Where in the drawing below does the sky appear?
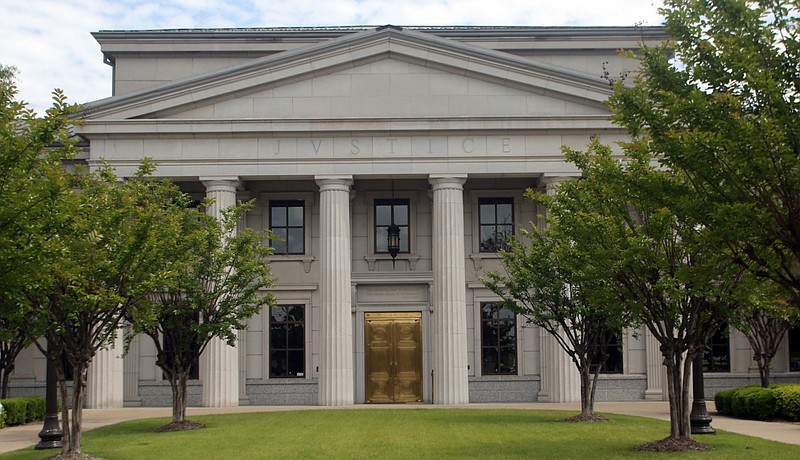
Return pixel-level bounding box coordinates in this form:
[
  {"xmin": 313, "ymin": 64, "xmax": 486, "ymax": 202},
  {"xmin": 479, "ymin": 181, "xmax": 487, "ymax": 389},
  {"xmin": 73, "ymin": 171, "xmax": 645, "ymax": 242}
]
[{"xmin": 1, "ymin": 0, "xmax": 665, "ymax": 113}]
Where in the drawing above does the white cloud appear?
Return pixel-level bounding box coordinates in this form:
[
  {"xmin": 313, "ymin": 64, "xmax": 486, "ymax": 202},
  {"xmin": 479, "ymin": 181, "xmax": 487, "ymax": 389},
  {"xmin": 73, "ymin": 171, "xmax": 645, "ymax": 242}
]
[{"xmin": 0, "ymin": 0, "xmax": 663, "ymax": 113}]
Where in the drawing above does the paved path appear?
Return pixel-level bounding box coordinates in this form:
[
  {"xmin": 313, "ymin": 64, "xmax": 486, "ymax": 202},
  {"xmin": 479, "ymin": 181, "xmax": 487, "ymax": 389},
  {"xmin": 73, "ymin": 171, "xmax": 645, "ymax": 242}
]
[{"xmin": 1, "ymin": 402, "xmax": 798, "ymax": 455}]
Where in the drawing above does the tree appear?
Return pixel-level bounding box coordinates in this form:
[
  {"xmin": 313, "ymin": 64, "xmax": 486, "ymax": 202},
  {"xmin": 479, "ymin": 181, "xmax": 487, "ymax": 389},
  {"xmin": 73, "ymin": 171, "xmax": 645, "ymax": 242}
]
[
  {"xmin": 728, "ymin": 282, "xmax": 800, "ymax": 387},
  {"xmin": 609, "ymin": 0, "xmax": 800, "ymax": 307},
  {"xmin": 34, "ymin": 162, "xmax": 188, "ymax": 456},
  {"xmin": 0, "ymin": 65, "xmax": 77, "ymax": 399},
  {"xmin": 555, "ymin": 141, "xmax": 743, "ymax": 448},
  {"xmin": 483, "ymin": 202, "xmax": 629, "ymax": 421},
  {"xmin": 128, "ymin": 200, "xmax": 275, "ymax": 430}
]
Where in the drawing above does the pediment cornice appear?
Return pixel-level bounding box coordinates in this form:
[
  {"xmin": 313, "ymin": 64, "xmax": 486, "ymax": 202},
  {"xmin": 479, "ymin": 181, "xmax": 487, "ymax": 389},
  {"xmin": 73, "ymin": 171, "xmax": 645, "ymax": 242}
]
[{"xmin": 79, "ymin": 26, "xmax": 616, "ymax": 121}]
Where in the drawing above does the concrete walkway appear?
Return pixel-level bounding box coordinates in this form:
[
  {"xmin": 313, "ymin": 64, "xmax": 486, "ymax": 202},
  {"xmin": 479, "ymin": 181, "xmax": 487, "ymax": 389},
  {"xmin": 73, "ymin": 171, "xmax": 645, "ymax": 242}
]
[{"xmin": 1, "ymin": 402, "xmax": 798, "ymax": 455}]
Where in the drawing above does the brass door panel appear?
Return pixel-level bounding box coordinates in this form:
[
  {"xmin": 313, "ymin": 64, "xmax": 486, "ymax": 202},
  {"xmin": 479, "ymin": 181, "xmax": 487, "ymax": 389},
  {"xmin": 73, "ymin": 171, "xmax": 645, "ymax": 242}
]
[{"xmin": 365, "ymin": 312, "xmax": 423, "ymax": 403}]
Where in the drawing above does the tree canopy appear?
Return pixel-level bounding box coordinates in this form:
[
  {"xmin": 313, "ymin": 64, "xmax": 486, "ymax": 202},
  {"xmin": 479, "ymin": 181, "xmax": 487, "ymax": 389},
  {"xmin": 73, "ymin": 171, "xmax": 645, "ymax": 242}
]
[{"xmin": 609, "ymin": 0, "xmax": 800, "ymax": 306}]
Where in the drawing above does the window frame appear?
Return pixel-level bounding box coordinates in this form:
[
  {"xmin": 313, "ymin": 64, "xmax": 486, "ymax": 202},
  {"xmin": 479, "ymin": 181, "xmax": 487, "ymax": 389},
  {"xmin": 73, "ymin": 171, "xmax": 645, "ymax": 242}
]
[
  {"xmin": 268, "ymin": 304, "xmax": 306, "ymax": 379},
  {"xmin": 468, "ymin": 190, "xmax": 526, "ymax": 262},
  {"xmin": 269, "ymin": 200, "xmax": 306, "ymax": 255},
  {"xmin": 788, "ymin": 326, "xmax": 800, "ymax": 372},
  {"xmin": 364, "ymin": 190, "xmax": 419, "ymax": 260},
  {"xmin": 263, "ymin": 192, "xmax": 314, "ymax": 258},
  {"xmin": 373, "ymin": 198, "xmax": 411, "ymax": 255},
  {"xmin": 703, "ymin": 325, "xmax": 731, "ymax": 373},
  {"xmin": 479, "ymin": 302, "xmax": 518, "ymax": 376},
  {"xmin": 590, "ymin": 329, "xmax": 624, "ymax": 374},
  {"xmin": 478, "ymin": 197, "xmax": 515, "ymax": 253}
]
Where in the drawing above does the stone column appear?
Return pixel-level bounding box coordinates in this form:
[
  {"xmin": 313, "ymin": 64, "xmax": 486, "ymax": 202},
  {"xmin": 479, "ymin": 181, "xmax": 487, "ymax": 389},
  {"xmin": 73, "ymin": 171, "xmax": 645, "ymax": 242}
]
[
  {"xmin": 316, "ymin": 176, "xmax": 354, "ymax": 406},
  {"xmin": 538, "ymin": 177, "xmax": 580, "ymax": 403},
  {"xmin": 645, "ymin": 328, "xmax": 667, "ymax": 400},
  {"xmin": 429, "ymin": 175, "xmax": 469, "ymax": 404},
  {"xmin": 200, "ymin": 178, "xmax": 241, "ymax": 407},
  {"xmin": 86, "ymin": 332, "xmax": 124, "ymax": 408},
  {"xmin": 123, "ymin": 334, "xmax": 141, "ymax": 406}
]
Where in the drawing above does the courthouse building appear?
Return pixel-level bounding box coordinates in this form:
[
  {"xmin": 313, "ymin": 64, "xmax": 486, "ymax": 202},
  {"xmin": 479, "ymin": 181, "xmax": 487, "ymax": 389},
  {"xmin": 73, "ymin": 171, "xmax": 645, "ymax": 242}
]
[{"xmin": 9, "ymin": 25, "xmax": 800, "ymax": 407}]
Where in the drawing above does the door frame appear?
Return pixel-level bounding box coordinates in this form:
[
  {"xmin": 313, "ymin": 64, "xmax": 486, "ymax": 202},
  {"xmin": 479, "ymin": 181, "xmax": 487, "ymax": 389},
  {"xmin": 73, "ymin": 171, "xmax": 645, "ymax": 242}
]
[{"xmin": 354, "ymin": 305, "xmax": 430, "ymax": 404}]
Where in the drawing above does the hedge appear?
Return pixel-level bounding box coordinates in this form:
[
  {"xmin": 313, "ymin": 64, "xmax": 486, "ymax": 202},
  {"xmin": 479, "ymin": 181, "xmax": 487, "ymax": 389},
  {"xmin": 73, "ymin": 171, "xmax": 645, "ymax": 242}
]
[
  {"xmin": 0, "ymin": 397, "xmax": 46, "ymax": 428},
  {"xmin": 715, "ymin": 384, "xmax": 800, "ymax": 422}
]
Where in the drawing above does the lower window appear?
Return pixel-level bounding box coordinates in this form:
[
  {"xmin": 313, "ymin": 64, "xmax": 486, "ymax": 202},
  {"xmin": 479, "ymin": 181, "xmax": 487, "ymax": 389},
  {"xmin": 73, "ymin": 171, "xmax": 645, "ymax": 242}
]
[
  {"xmin": 703, "ymin": 326, "xmax": 731, "ymax": 372},
  {"xmin": 591, "ymin": 330, "xmax": 623, "ymax": 374},
  {"xmin": 480, "ymin": 302, "xmax": 517, "ymax": 375},
  {"xmin": 269, "ymin": 305, "xmax": 305, "ymax": 378},
  {"xmin": 789, "ymin": 327, "xmax": 800, "ymax": 372}
]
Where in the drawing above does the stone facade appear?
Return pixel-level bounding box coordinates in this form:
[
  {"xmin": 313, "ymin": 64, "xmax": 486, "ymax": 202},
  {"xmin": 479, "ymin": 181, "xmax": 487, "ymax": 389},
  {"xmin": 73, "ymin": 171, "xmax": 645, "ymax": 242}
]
[{"xmin": 7, "ymin": 25, "xmax": 800, "ymax": 406}]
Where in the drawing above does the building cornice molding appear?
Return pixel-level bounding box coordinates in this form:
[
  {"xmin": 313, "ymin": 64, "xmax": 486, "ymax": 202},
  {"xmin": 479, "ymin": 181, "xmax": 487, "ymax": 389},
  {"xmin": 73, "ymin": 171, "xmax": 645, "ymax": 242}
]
[{"xmin": 78, "ymin": 26, "xmax": 627, "ymax": 121}]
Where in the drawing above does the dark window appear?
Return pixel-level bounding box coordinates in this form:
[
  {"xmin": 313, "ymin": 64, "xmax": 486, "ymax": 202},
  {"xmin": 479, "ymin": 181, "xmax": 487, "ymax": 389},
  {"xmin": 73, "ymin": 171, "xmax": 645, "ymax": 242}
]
[
  {"xmin": 703, "ymin": 326, "xmax": 731, "ymax": 372},
  {"xmin": 270, "ymin": 305, "xmax": 305, "ymax": 378},
  {"xmin": 590, "ymin": 330, "xmax": 623, "ymax": 374},
  {"xmin": 60, "ymin": 352, "xmax": 74, "ymax": 382},
  {"xmin": 481, "ymin": 302, "xmax": 517, "ymax": 375},
  {"xmin": 479, "ymin": 198, "xmax": 514, "ymax": 252},
  {"xmin": 789, "ymin": 327, "xmax": 800, "ymax": 372},
  {"xmin": 374, "ymin": 199, "xmax": 409, "ymax": 254},
  {"xmin": 161, "ymin": 312, "xmax": 200, "ymax": 380},
  {"xmin": 270, "ymin": 200, "xmax": 305, "ymax": 255}
]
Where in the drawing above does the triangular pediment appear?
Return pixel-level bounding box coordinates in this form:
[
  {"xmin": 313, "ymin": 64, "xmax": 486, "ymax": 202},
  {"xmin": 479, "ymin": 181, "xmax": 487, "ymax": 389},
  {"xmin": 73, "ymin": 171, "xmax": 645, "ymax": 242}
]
[{"xmin": 80, "ymin": 26, "xmax": 614, "ymax": 122}]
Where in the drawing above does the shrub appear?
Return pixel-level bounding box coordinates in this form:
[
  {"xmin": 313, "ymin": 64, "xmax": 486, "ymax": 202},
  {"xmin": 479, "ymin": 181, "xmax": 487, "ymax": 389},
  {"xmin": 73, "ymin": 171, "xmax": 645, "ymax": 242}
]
[
  {"xmin": 730, "ymin": 385, "xmax": 762, "ymax": 418},
  {"xmin": 741, "ymin": 387, "xmax": 777, "ymax": 420},
  {"xmin": 0, "ymin": 397, "xmax": 47, "ymax": 427},
  {"xmin": 714, "ymin": 389, "xmax": 735, "ymax": 415},
  {"xmin": 772, "ymin": 384, "xmax": 800, "ymax": 421}
]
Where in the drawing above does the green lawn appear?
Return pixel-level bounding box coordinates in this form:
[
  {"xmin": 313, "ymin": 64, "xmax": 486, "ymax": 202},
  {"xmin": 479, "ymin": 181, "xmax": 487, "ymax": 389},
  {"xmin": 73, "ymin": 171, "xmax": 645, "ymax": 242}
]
[{"xmin": 2, "ymin": 409, "xmax": 799, "ymax": 459}]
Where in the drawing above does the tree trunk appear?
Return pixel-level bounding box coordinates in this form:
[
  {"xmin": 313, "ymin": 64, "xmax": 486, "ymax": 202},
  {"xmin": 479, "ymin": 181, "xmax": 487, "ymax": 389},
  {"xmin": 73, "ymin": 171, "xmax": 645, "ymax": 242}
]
[
  {"xmin": 664, "ymin": 349, "xmax": 692, "ymax": 439},
  {"xmin": 757, "ymin": 355, "xmax": 772, "ymax": 388},
  {"xmin": 580, "ymin": 368, "xmax": 593, "ymax": 417},
  {"xmin": 0, "ymin": 365, "xmax": 10, "ymax": 399},
  {"xmin": 170, "ymin": 370, "xmax": 189, "ymax": 423},
  {"xmin": 58, "ymin": 369, "xmax": 70, "ymax": 455},
  {"xmin": 67, "ymin": 362, "xmax": 88, "ymax": 454}
]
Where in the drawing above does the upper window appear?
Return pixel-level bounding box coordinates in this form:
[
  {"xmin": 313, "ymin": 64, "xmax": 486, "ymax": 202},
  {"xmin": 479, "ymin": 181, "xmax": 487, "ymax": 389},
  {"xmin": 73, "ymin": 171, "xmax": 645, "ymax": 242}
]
[
  {"xmin": 789, "ymin": 327, "xmax": 800, "ymax": 372},
  {"xmin": 269, "ymin": 305, "xmax": 305, "ymax": 378},
  {"xmin": 479, "ymin": 198, "xmax": 514, "ymax": 252},
  {"xmin": 374, "ymin": 199, "xmax": 409, "ymax": 254},
  {"xmin": 270, "ymin": 200, "xmax": 304, "ymax": 255},
  {"xmin": 703, "ymin": 326, "xmax": 731, "ymax": 372},
  {"xmin": 480, "ymin": 302, "xmax": 517, "ymax": 375}
]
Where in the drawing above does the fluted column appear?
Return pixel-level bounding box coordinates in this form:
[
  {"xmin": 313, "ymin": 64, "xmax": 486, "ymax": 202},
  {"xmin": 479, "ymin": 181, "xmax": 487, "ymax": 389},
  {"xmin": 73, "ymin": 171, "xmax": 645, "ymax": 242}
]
[
  {"xmin": 538, "ymin": 176, "xmax": 580, "ymax": 402},
  {"xmin": 430, "ymin": 175, "xmax": 469, "ymax": 404},
  {"xmin": 86, "ymin": 332, "xmax": 124, "ymax": 408},
  {"xmin": 123, "ymin": 334, "xmax": 141, "ymax": 406},
  {"xmin": 645, "ymin": 327, "xmax": 666, "ymax": 400},
  {"xmin": 316, "ymin": 176, "xmax": 354, "ymax": 406},
  {"xmin": 200, "ymin": 178, "xmax": 241, "ymax": 407}
]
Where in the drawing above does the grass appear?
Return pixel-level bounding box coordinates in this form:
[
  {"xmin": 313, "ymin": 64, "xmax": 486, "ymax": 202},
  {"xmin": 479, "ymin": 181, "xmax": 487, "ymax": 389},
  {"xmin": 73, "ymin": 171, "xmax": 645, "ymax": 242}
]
[{"xmin": 2, "ymin": 409, "xmax": 799, "ymax": 459}]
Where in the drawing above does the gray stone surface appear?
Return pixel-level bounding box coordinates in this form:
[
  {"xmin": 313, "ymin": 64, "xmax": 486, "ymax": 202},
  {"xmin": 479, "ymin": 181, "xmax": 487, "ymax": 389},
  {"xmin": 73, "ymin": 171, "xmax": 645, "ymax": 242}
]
[
  {"xmin": 468, "ymin": 376, "xmax": 539, "ymax": 403},
  {"xmin": 245, "ymin": 380, "xmax": 318, "ymax": 405},
  {"xmin": 593, "ymin": 375, "xmax": 647, "ymax": 401}
]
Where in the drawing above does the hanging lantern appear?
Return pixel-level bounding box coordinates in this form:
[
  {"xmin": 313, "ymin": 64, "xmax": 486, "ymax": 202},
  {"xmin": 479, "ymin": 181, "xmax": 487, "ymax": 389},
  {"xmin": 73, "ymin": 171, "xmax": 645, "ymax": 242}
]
[{"xmin": 387, "ymin": 223, "xmax": 401, "ymax": 267}]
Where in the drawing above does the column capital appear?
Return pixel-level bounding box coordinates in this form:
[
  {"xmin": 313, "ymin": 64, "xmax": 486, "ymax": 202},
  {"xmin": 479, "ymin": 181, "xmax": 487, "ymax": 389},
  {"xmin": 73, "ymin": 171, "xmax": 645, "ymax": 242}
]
[
  {"xmin": 540, "ymin": 175, "xmax": 579, "ymax": 196},
  {"xmin": 315, "ymin": 175, "xmax": 353, "ymax": 192},
  {"xmin": 200, "ymin": 177, "xmax": 243, "ymax": 192},
  {"xmin": 428, "ymin": 175, "xmax": 467, "ymax": 191}
]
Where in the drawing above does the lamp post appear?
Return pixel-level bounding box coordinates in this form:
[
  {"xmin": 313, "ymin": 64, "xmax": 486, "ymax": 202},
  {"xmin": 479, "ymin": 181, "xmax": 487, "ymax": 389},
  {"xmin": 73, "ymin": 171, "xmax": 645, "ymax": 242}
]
[
  {"xmin": 36, "ymin": 346, "xmax": 63, "ymax": 450},
  {"xmin": 690, "ymin": 352, "xmax": 715, "ymax": 434}
]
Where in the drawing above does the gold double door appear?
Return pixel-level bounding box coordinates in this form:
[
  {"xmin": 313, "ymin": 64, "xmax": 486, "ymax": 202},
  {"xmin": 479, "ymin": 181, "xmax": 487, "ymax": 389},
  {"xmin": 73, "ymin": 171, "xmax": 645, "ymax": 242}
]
[{"xmin": 364, "ymin": 312, "xmax": 423, "ymax": 403}]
